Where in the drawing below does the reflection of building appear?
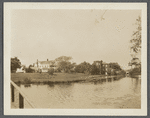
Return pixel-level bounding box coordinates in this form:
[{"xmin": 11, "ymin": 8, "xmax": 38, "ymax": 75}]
[{"xmin": 33, "ymin": 59, "xmax": 56, "ymax": 72}]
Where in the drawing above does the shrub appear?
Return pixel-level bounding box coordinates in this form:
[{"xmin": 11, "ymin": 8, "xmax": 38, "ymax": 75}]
[{"xmin": 48, "ymin": 68, "xmax": 54, "ymax": 75}]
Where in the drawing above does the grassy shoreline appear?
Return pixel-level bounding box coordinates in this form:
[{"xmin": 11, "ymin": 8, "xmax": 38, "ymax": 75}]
[{"xmin": 11, "ymin": 73, "xmax": 125, "ymax": 84}]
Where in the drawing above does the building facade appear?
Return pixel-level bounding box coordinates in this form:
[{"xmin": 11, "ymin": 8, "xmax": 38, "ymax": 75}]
[
  {"xmin": 33, "ymin": 59, "xmax": 56, "ymax": 72},
  {"xmin": 94, "ymin": 60, "xmax": 113, "ymax": 75}
]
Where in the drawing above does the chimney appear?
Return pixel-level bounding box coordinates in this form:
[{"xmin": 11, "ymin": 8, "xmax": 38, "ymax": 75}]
[{"xmin": 47, "ymin": 59, "xmax": 48, "ymax": 61}]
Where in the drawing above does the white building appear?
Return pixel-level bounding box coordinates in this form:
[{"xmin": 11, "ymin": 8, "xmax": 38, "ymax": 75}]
[
  {"xmin": 33, "ymin": 59, "xmax": 56, "ymax": 72},
  {"xmin": 16, "ymin": 67, "xmax": 25, "ymax": 73}
]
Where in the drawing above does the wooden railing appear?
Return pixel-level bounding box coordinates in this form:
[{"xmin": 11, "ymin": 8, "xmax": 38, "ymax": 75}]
[{"xmin": 11, "ymin": 80, "xmax": 36, "ymax": 109}]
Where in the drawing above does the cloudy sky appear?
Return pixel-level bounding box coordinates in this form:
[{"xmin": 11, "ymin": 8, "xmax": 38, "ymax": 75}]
[{"xmin": 11, "ymin": 9, "xmax": 141, "ymax": 69}]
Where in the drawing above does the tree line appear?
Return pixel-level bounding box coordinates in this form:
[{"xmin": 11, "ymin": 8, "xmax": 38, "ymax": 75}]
[
  {"xmin": 11, "ymin": 56, "xmax": 125, "ymax": 76},
  {"xmin": 129, "ymin": 16, "xmax": 141, "ymax": 75}
]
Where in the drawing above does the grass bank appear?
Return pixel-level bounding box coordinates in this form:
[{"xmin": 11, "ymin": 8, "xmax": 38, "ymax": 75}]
[{"xmin": 11, "ymin": 73, "xmax": 124, "ymax": 84}]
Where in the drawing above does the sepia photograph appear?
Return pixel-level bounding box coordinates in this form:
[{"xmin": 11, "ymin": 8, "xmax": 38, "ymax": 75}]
[{"xmin": 4, "ymin": 3, "xmax": 147, "ymax": 116}]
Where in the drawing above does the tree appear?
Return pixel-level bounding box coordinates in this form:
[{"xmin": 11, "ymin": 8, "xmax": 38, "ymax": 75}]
[
  {"xmin": 129, "ymin": 16, "xmax": 141, "ymax": 69},
  {"xmin": 48, "ymin": 68, "xmax": 54, "ymax": 75},
  {"xmin": 90, "ymin": 64, "xmax": 99, "ymax": 75},
  {"xmin": 58, "ymin": 61, "xmax": 70, "ymax": 72},
  {"xmin": 26, "ymin": 65, "xmax": 35, "ymax": 73},
  {"xmin": 130, "ymin": 16, "xmax": 141, "ymax": 54},
  {"xmin": 22, "ymin": 65, "xmax": 26, "ymax": 70},
  {"xmin": 50, "ymin": 60, "xmax": 56, "ymax": 67},
  {"xmin": 55, "ymin": 56, "xmax": 72, "ymax": 62},
  {"xmin": 55, "ymin": 56, "xmax": 72, "ymax": 72},
  {"xmin": 109, "ymin": 63, "xmax": 122, "ymax": 71},
  {"xmin": 11, "ymin": 57, "xmax": 21, "ymax": 72},
  {"xmin": 75, "ymin": 61, "xmax": 91, "ymax": 74}
]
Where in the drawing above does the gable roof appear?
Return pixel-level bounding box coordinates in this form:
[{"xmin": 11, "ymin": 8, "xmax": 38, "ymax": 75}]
[{"xmin": 38, "ymin": 61, "xmax": 53, "ymax": 65}]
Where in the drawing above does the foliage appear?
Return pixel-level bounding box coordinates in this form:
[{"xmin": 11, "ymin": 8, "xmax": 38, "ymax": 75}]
[
  {"xmin": 129, "ymin": 67, "xmax": 141, "ymax": 76},
  {"xmin": 22, "ymin": 65, "xmax": 26, "ymax": 70},
  {"xmin": 55, "ymin": 56, "xmax": 73, "ymax": 72},
  {"xmin": 55, "ymin": 56, "xmax": 72, "ymax": 62},
  {"xmin": 90, "ymin": 64, "xmax": 99, "ymax": 75},
  {"xmin": 48, "ymin": 68, "xmax": 54, "ymax": 75},
  {"xmin": 130, "ymin": 16, "xmax": 141, "ymax": 54},
  {"xmin": 11, "ymin": 57, "xmax": 21, "ymax": 73},
  {"xmin": 65, "ymin": 62, "xmax": 76, "ymax": 73},
  {"xmin": 117, "ymin": 70, "xmax": 126, "ymax": 76},
  {"xmin": 109, "ymin": 63, "xmax": 122, "ymax": 71},
  {"xmin": 50, "ymin": 60, "xmax": 56, "ymax": 67},
  {"xmin": 25, "ymin": 65, "xmax": 35, "ymax": 73},
  {"xmin": 75, "ymin": 61, "xmax": 91, "ymax": 74},
  {"xmin": 130, "ymin": 58, "xmax": 141, "ymax": 67}
]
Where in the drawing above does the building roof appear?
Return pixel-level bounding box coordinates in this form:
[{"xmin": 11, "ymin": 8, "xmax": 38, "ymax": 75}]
[{"xmin": 38, "ymin": 60, "xmax": 54, "ymax": 65}]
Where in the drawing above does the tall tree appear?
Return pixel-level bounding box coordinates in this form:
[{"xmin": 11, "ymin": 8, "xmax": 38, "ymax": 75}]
[
  {"xmin": 109, "ymin": 63, "xmax": 122, "ymax": 71},
  {"xmin": 130, "ymin": 16, "xmax": 141, "ymax": 68},
  {"xmin": 11, "ymin": 57, "xmax": 21, "ymax": 72},
  {"xmin": 55, "ymin": 56, "xmax": 72, "ymax": 62},
  {"xmin": 75, "ymin": 61, "xmax": 91, "ymax": 74},
  {"xmin": 90, "ymin": 64, "xmax": 99, "ymax": 75},
  {"xmin": 130, "ymin": 16, "xmax": 141, "ymax": 54},
  {"xmin": 55, "ymin": 56, "xmax": 72, "ymax": 72}
]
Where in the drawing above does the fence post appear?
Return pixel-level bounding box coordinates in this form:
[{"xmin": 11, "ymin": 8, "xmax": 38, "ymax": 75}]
[
  {"xmin": 11, "ymin": 84, "xmax": 14, "ymax": 102},
  {"xmin": 19, "ymin": 93, "xmax": 24, "ymax": 108}
]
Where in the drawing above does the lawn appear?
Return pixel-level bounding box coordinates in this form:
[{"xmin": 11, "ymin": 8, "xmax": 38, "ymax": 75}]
[{"xmin": 11, "ymin": 72, "xmax": 123, "ymax": 84}]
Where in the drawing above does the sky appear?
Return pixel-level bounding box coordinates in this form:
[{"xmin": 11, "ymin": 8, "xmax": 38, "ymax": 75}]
[{"xmin": 11, "ymin": 9, "xmax": 141, "ymax": 69}]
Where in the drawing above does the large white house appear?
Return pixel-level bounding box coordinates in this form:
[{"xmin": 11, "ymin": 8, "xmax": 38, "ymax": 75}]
[{"xmin": 33, "ymin": 59, "xmax": 56, "ymax": 72}]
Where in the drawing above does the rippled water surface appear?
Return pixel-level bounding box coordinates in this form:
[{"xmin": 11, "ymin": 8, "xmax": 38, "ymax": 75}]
[{"xmin": 19, "ymin": 77, "xmax": 141, "ymax": 109}]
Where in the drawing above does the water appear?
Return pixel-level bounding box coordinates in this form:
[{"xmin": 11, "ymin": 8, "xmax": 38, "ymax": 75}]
[{"xmin": 19, "ymin": 77, "xmax": 141, "ymax": 109}]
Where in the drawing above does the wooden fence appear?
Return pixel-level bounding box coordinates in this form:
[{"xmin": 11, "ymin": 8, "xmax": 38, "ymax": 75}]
[{"xmin": 11, "ymin": 80, "xmax": 36, "ymax": 109}]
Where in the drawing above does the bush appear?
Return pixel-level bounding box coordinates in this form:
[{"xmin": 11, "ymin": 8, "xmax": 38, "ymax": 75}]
[{"xmin": 48, "ymin": 68, "xmax": 54, "ymax": 75}]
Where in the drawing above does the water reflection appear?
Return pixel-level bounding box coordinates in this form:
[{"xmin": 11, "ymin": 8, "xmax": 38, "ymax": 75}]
[
  {"xmin": 19, "ymin": 77, "xmax": 141, "ymax": 109},
  {"xmin": 24, "ymin": 84, "xmax": 31, "ymax": 87},
  {"xmin": 131, "ymin": 78, "xmax": 141, "ymax": 93},
  {"xmin": 47, "ymin": 83, "xmax": 55, "ymax": 88}
]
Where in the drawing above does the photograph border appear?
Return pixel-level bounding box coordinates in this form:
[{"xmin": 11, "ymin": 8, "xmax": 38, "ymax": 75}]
[{"xmin": 3, "ymin": 2, "xmax": 147, "ymax": 116}]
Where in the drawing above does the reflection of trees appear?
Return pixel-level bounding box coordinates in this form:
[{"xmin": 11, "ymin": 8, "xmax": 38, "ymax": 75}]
[
  {"xmin": 47, "ymin": 83, "xmax": 55, "ymax": 88},
  {"xmin": 58, "ymin": 82, "xmax": 73, "ymax": 89},
  {"xmin": 24, "ymin": 84, "xmax": 31, "ymax": 88},
  {"xmin": 56, "ymin": 83, "xmax": 74, "ymax": 99},
  {"xmin": 94, "ymin": 79, "xmax": 107, "ymax": 85},
  {"xmin": 94, "ymin": 80, "xmax": 103, "ymax": 85},
  {"xmin": 16, "ymin": 83, "xmax": 21, "ymax": 87},
  {"xmin": 132, "ymin": 78, "xmax": 140, "ymax": 93},
  {"xmin": 107, "ymin": 78, "xmax": 113, "ymax": 82}
]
